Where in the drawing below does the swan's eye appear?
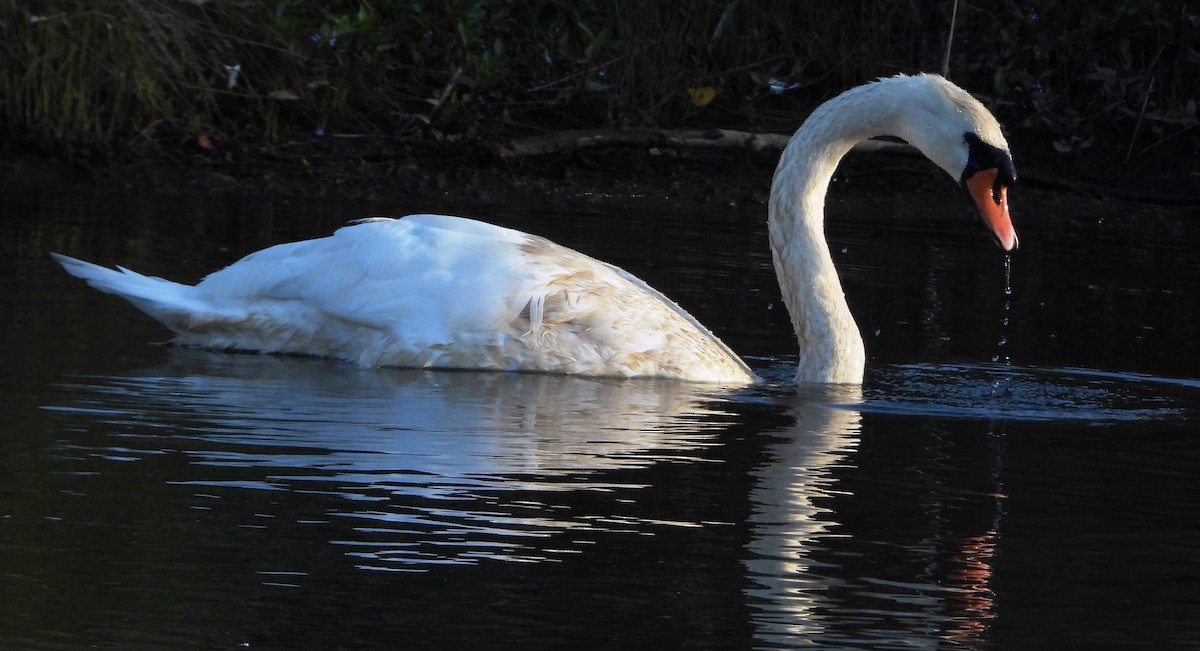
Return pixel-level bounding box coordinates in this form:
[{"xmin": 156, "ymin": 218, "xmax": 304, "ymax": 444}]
[{"xmin": 961, "ymin": 132, "xmax": 1017, "ymax": 190}]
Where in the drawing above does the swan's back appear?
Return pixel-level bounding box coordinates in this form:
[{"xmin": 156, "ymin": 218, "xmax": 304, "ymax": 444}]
[{"xmin": 56, "ymin": 215, "xmax": 756, "ymax": 384}]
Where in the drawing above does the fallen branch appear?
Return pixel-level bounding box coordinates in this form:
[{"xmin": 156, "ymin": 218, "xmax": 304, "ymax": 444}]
[
  {"xmin": 496, "ymin": 127, "xmax": 914, "ymax": 159},
  {"xmin": 496, "ymin": 127, "xmax": 1199, "ymax": 205}
]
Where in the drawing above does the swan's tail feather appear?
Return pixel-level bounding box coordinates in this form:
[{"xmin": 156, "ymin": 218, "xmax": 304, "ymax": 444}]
[{"xmin": 51, "ymin": 253, "xmax": 223, "ymax": 333}]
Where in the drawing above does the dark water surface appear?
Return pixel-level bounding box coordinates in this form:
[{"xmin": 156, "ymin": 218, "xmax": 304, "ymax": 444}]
[{"xmin": 2, "ymin": 182, "xmax": 1199, "ymax": 649}]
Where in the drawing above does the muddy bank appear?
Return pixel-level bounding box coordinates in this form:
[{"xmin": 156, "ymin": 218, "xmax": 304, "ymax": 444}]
[{"xmin": 2, "ymin": 129, "xmax": 1197, "ymax": 220}]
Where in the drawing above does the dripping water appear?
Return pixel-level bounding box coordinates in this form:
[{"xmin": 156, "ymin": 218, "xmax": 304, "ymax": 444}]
[{"xmin": 990, "ymin": 254, "xmax": 1014, "ymax": 399}]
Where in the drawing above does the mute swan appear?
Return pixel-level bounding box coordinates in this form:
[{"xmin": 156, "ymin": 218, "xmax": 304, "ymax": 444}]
[{"xmin": 54, "ymin": 73, "xmax": 1016, "ymax": 384}]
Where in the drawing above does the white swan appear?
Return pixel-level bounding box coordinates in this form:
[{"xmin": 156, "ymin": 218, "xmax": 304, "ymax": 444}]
[{"xmin": 54, "ymin": 73, "xmax": 1017, "ymax": 385}]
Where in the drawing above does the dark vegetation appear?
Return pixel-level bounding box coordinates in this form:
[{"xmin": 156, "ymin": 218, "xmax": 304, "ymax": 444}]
[{"xmin": 0, "ymin": 1, "xmax": 1196, "ymax": 198}]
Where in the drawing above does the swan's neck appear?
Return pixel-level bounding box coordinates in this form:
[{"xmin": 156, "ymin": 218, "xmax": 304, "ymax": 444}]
[{"xmin": 768, "ymin": 86, "xmax": 902, "ymax": 384}]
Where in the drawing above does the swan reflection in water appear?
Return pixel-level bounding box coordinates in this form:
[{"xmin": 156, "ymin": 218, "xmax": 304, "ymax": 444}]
[
  {"xmin": 46, "ymin": 351, "xmax": 1002, "ymax": 644},
  {"xmin": 745, "ymin": 385, "xmax": 1002, "ymax": 647},
  {"xmin": 49, "ymin": 350, "xmax": 745, "ymax": 563}
]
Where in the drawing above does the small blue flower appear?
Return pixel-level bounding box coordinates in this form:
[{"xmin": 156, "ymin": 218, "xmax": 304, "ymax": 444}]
[
  {"xmin": 1030, "ymin": 10, "xmax": 1039, "ymax": 21},
  {"xmin": 311, "ymin": 33, "xmax": 320, "ymax": 43},
  {"xmin": 328, "ymin": 31, "xmax": 337, "ymax": 47},
  {"xmin": 315, "ymin": 128, "xmax": 325, "ymax": 137}
]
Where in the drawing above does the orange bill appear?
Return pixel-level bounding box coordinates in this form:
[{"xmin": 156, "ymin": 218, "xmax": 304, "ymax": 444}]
[{"xmin": 966, "ymin": 168, "xmax": 1018, "ymax": 251}]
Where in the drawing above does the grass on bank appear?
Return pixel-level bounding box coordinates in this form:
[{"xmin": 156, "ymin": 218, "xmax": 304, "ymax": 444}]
[{"xmin": 0, "ymin": 0, "xmax": 1195, "ymax": 162}]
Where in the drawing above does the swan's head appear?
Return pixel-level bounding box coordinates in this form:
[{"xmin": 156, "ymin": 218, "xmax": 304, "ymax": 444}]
[{"xmin": 893, "ymin": 75, "xmax": 1019, "ymax": 251}]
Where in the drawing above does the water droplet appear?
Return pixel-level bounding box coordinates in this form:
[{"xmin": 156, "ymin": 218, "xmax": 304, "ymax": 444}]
[{"xmin": 993, "ymin": 254, "xmax": 1015, "ymax": 368}]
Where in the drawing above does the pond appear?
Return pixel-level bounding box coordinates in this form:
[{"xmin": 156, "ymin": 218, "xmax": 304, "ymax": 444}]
[{"xmin": 2, "ymin": 175, "xmax": 1198, "ymax": 649}]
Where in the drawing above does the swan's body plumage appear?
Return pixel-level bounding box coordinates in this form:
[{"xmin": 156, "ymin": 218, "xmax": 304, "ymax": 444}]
[
  {"xmin": 53, "ymin": 215, "xmax": 756, "ymax": 383},
  {"xmin": 55, "ymin": 74, "xmax": 1017, "ymax": 384}
]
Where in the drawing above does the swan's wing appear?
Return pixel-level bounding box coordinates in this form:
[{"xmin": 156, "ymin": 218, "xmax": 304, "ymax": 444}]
[{"xmin": 194, "ymin": 215, "xmax": 538, "ymax": 343}]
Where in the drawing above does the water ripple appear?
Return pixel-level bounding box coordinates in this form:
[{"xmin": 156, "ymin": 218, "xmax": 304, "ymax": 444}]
[{"xmin": 861, "ymin": 363, "xmax": 1191, "ymax": 422}]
